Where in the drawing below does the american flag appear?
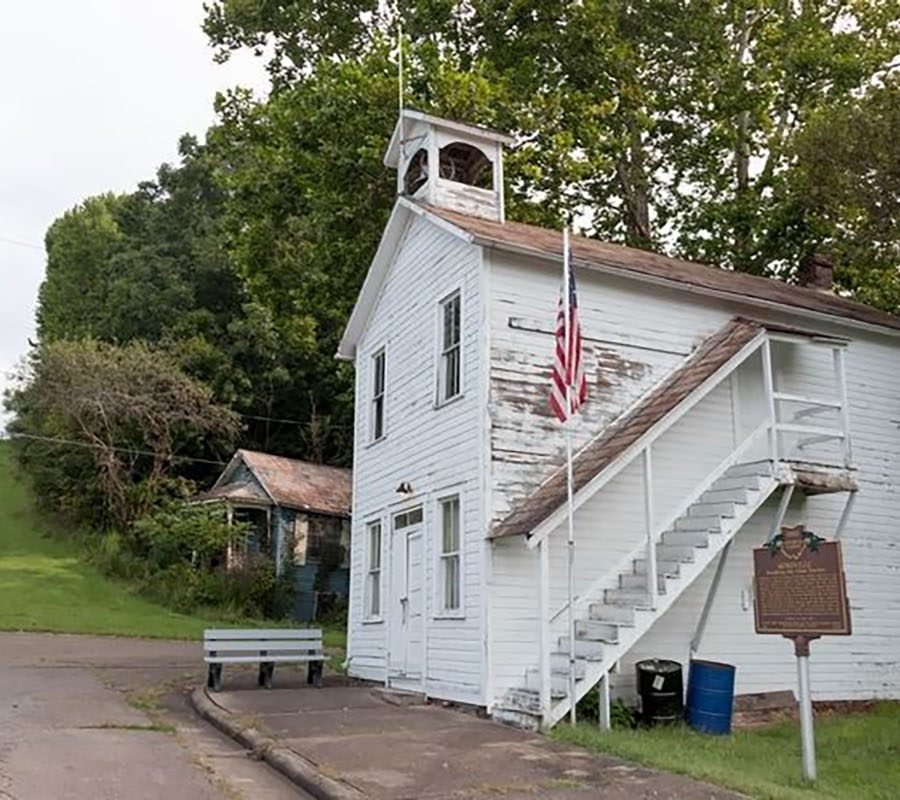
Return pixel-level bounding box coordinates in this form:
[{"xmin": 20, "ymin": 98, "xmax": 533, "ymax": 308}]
[{"xmin": 549, "ymin": 247, "xmax": 587, "ymax": 422}]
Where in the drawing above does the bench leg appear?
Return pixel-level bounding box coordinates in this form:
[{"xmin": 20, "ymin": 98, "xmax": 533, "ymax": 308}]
[
  {"xmin": 207, "ymin": 664, "xmax": 223, "ymax": 692},
  {"xmin": 258, "ymin": 662, "xmax": 275, "ymax": 689},
  {"xmin": 308, "ymin": 661, "xmax": 324, "ymax": 688}
]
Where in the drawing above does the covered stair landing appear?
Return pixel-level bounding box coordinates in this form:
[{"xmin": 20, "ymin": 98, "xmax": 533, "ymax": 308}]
[{"xmin": 489, "ymin": 317, "xmax": 856, "ymax": 729}]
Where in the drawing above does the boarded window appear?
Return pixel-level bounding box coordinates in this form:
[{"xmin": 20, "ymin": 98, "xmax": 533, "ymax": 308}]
[{"xmin": 293, "ymin": 515, "xmax": 309, "ymax": 566}]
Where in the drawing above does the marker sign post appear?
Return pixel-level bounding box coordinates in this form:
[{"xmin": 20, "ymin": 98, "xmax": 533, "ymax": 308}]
[{"xmin": 753, "ymin": 525, "xmax": 851, "ymax": 781}]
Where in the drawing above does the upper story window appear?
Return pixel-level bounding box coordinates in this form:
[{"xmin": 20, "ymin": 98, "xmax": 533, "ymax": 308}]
[
  {"xmin": 371, "ymin": 348, "xmax": 386, "ymax": 442},
  {"xmin": 438, "ymin": 292, "xmax": 461, "ymax": 404}
]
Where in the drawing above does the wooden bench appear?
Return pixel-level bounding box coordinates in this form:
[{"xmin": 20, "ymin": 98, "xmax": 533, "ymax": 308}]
[{"xmin": 204, "ymin": 628, "xmax": 325, "ymax": 691}]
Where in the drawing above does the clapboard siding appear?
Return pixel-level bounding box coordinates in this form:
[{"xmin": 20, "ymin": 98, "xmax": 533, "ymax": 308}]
[
  {"xmin": 615, "ymin": 330, "xmax": 900, "ymax": 702},
  {"xmin": 485, "ymin": 239, "xmax": 900, "ymax": 709},
  {"xmin": 487, "ymin": 250, "xmax": 729, "ymax": 525},
  {"xmin": 347, "ymin": 215, "xmax": 486, "ymax": 702}
]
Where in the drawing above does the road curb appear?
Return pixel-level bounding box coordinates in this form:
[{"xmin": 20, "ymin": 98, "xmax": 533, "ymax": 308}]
[{"xmin": 189, "ymin": 687, "xmax": 366, "ymax": 800}]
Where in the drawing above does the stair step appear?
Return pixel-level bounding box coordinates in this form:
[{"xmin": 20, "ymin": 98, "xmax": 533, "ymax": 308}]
[
  {"xmin": 604, "ymin": 587, "xmax": 657, "ymax": 607},
  {"xmin": 711, "ymin": 475, "xmax": 762, "ymax": 492},
  {"xmin": 656, "ymin": 543, "xmax": 697, "ymax": 562},
  {"xmin": 524, "ymin": 669, "xmax": 570, "ymax": 698},
  {"xmin": 557, "ymin": 637, "xmax": 605, "ymax": 659},
  {"xmin": 501, "ymin": 687, "xmax": 542, "ymax": 714},
  {"xmin": 634, "ymin": 557, "xmax": 681, "ymax": 578},
  {"xmin": 619, "ymin": 572, "xmax": 666, "ymax": 593},
  {"xmin": 689, "ymin": 501, "xmax": 736, "ymax": 517},
  {"xmin": 675, "ymin": 515, "xmax": 722, "ymax": 531},
  {"xmin": 701, "ymin": 486, "xmax": 751, "ymax": 503},
  {"xmin": 662, "ymin": 529, "xmax": 710, "ymax": 548},
  {"xmin": 550, "ymin": 653, "xmax": 589, "ymax": 677},
  {"xmin": 727, "ymin": 461, "xmax": 772, "ymax": 478},
  {"xmin": 574, "ymin": 618, "xmax": 621, "ymax": 643},
  {"xmin": 589, "ymin": 603, "xmax": 636, "ymax": 625}
]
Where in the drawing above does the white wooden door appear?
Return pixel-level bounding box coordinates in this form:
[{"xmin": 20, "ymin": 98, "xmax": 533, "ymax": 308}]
[{"xmin": 389, "ymin": 508, "xmax": 424, "ymax": 683}]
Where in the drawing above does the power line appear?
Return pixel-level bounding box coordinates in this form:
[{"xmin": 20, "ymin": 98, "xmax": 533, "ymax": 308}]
[
  {"xmin": 8, "ymin": 432, "xmax": 228, "ymax": 466},
  {"xmin": 238, "ymin": 412, "xmax": 353, "ymax": 429},
  {"xmin": 0, "ymin": 236, "xmax": 43, "ymax": 251}
]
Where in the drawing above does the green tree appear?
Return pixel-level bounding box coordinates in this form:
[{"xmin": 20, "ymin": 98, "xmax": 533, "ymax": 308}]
[
  {"xmin": 204, "ymin": 0, "xmax": 900, "ymax": 272},
  {"xmin": 6, "ymin": 340, "xmax": 240, "ymax": 530}
]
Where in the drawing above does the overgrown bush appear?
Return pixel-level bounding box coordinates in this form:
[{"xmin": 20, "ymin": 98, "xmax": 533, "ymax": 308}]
[{"xmin": 576, "ymin": 688, "xmax": 638, "ymax": 729}]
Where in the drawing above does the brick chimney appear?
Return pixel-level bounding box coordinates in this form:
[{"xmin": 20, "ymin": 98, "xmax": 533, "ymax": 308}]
[{"xmin": 798, "ymin": 252, "xmax": 834, "ymax": 293}]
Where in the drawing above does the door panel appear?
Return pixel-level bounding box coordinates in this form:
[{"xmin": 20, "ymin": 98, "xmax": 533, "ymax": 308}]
[{"xmin": 388, "ymin": 509, "xmax": 424, "ymax": 683}]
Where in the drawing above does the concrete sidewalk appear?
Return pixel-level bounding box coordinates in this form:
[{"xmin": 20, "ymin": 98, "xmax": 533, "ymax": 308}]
[{"xmin": 198, "ymin": 678, "xmax": 744, "ymax": 799}]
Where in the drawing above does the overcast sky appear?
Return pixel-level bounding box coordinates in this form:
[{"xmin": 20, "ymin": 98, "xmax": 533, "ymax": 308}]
[{"xmin": 0, "ymin": 1, "xmax": 268, "ymax": 425}]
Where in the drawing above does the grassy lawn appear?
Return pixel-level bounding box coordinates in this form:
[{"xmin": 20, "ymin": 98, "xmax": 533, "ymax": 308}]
[
  {"xmin": 0, "ymin": 443, "xmax": 346, "ymax": 649},
  {"xmin": 553, "ymin": 703, "xmax": 900, "ymax": 800}
]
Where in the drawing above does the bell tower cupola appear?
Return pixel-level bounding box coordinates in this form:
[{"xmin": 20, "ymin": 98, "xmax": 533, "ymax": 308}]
[{"xmin": 384, "ymin": 109, "xmax": 514, "ymax": 222}]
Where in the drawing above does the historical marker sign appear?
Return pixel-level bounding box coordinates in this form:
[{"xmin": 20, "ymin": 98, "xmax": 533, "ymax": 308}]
[
  {"xmin": 753, "ymin": 525, "xmax": 851, "ymax": 637},
  {"xmin": 753, "ymin": 524, "xmax": 852, "ymax": 782}
]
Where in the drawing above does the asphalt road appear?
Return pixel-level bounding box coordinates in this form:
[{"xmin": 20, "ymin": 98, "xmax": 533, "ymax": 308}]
[{"xmin": 0, "ymin": 632, "xmax": 309, "ymax": 800}]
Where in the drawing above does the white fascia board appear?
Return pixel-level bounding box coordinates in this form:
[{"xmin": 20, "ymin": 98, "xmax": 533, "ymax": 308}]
[
  {"xmin": 336, "ymin": 198, "xmax": 475, "ymax": 360},
  {"xmin": 474, "ymin": 238, "xmax": 900, "ymax": 341}
]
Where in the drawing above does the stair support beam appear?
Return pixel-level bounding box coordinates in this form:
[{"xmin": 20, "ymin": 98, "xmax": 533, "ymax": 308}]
[
  {"xmin": 643, "ymin": 446, "xmax": 657, "ymax": 610},
  {"xmin": 598, "ymin": 671, "xmax": 611, "ymax": 731},
  {"xmin": 538, "ymin": 538, "xmax": 551, "ymax": 724},
  {"xmin": 767, "ymin": 484, "xmax": 795, "ymax": 544},
  {"xmin": 690, "ymin": 541, "xmax": 732, "ymax": 657}
]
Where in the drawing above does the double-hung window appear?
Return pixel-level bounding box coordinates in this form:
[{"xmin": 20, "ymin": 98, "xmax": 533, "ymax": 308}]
[
  {"xmin": 438, "ymin": 292, "xmax": 461, "ymax": 403},
  {"xmin": 371, "ymin": 348, "xmax": 386, "ymax": 441},
  {"xmin": 365, "ymin": 521, "xmax": 382, "ymax": 619},
  {"xmin": 439, "ymin": 496, "xmax": 461, "ymax": 613}
]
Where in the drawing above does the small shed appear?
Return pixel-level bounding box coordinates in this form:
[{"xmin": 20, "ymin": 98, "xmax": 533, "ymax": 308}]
[{"xmin": 202, "ymin": 449, "xmax": 352, "ymax": 621}]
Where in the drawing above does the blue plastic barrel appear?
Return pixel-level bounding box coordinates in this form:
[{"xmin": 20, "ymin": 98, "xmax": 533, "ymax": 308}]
[{"xmin": 686, "ymin": 659, "xmax": 736, "ymax": 735}]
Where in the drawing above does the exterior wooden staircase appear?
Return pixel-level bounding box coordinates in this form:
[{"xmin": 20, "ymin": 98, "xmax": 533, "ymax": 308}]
[{"xmin": 493, "ymin": 460, "xmax": 781, "ymax": 729}]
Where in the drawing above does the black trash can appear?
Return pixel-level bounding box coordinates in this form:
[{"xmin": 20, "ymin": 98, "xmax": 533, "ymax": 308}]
[{"xmin": 636, "ymin": 659, "xmax": 684, "ymax": 726}]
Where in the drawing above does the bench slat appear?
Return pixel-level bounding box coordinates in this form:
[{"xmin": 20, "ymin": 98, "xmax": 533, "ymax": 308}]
[
  {"xmin": 205, "ymin": 655, "xmax": 325, "ymax": 664},
  {"xmin": 204, "ymin": 628, "xmax": 322, "ymax": 641},
  {"xmin": 204, "ymin": 641, "xmax": 323, "ymax": 653}
]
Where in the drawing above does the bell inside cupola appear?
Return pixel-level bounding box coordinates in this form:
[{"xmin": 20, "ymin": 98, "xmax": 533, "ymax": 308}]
[{"xmin": 384, "ymin": 108, "xmax": 514, "ymax": 222}]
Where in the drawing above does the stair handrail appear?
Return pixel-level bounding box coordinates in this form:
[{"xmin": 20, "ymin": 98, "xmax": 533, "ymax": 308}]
[{"xmin": 547, "ymin": 417, "xmax": 772, "ymax": 626}]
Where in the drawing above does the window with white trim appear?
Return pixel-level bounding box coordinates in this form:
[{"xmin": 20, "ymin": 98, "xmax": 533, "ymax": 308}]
[
  {"xmin": 365, "ymin": 520, "xmax": 382, "ymax": 618},
  {"xmin": 439, "ymin": 496, "xmax": 461, "ymax": 613},
  {"xmin": 371, "ymin": 349, "xmax": 386, "ymax": 441},
  {"xmin": 438, "ymin": 292, "xmax": 461, "ymax": 403}
]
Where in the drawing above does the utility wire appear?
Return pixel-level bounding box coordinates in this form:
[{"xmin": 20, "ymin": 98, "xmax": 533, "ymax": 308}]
[
  {"xmin": 0, "ymin": 236, "xmax": 43, "ymax": 251},
  {"xmin": 7, "ymin": 432, "xmax": 229, "ymax": 466}
]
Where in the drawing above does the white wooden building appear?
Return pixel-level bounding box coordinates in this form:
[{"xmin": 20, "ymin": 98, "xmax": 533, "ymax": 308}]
[{"xmin": 337, "ymin": 109, "xmax": 900, "ymax": 729}]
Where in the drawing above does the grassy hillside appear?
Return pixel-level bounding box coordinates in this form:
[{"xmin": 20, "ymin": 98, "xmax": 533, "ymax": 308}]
[{"xmin": 0, "ymin": 442, "xmax": 329, "ymax": 640}]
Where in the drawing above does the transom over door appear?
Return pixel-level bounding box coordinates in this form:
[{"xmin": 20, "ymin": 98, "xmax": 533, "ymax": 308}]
[{"xmin": 389, "ymin": 507, "xmax": 424, "ymax": 683}]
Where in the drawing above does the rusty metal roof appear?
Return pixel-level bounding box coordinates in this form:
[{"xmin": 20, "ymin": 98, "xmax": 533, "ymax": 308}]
[
  {"xmin": 217, "ymin": 450, "xmax": 351, "ymax": 518},
  {"xmin": 491, "ymin": 318, "xmax": 765, "ymax": 539},
  {"xmin": 428, "ymin": 206, "xmax": 900, "ymax": 334}
]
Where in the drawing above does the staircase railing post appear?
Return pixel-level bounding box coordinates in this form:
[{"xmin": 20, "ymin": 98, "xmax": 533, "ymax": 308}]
[
  {"xmin": 761, "ymin": 338, "xmax": 779, "ymax": 466},
  {"xmin": 643, "ymin": 446, "xmax": 657, "ymax": 609},
  {"xmin": 538, "ymin": 538, "xmax": 550, "ymax": 724},
  {"xmin": 834, "ymin": 347, "xmax": 852, "ymax": 468}
]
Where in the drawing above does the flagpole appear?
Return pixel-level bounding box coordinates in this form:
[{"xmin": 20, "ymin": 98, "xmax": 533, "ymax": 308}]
[{"xmin": 563, "ymin": 226, "xmax": 577, "ymax": 725}]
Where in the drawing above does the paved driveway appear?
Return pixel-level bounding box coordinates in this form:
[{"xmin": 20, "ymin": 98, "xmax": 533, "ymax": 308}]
[
  {"xmin": 0, "ymin": 632, "xmax": 306, "ymax": 799},
  {"xmin": 209, "ymin": 681, "xmax": 744, "ymax": 799}
]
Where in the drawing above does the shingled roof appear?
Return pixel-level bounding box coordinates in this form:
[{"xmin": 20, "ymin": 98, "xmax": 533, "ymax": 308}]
[
  {"xmin": 428, "ymin": 205, "xmax": 900, "ymax": 334},
  {"xmin": 491, "ymin": 318, "xmax": 766, "ymax": 539},
  {"xmin": 209, "ymin": 450, "xmax": 352, "ymax": 518}
]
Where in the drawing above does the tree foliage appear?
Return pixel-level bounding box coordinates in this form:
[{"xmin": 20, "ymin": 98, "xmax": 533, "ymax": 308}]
[{"xmin": 7, "ymin": 339, "xmax": 239, "ymax": 529}]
